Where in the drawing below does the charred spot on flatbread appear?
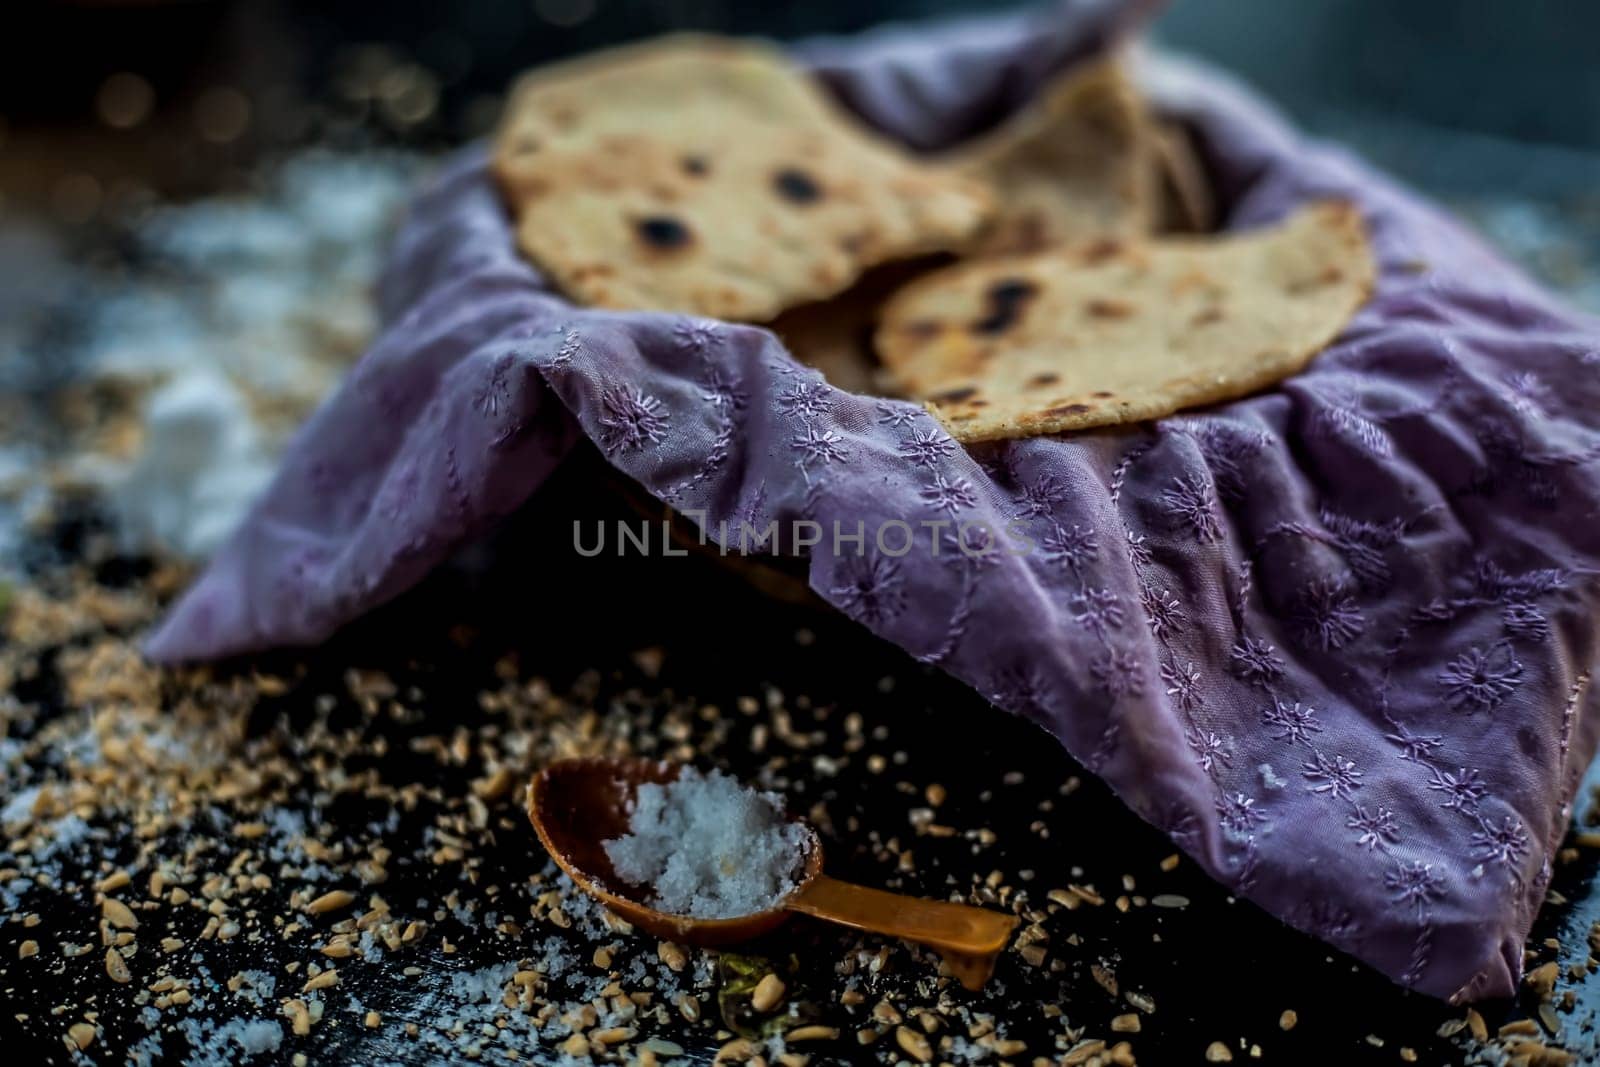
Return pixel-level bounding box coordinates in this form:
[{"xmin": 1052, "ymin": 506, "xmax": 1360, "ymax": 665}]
[
  {"xmin": 635, "ymin": 215, "xmax": 694, "ymax": 251},
  {"xmin": 970, "ymin": 278, "xmax": 1038, "ymax": 336},
  {"xmin": 773, "ymin": 167, "xmax": 824, "ymax": 204}
]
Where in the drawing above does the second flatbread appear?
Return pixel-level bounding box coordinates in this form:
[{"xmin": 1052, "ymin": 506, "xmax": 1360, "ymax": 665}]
[
  {"xmin": 954, "ymin": 58, "xmax": 1155, "ymax": 255},
  {"xmin": 493, "ymin": 36, "xmax": 991, "ymax": 322},
  {"xmin": 875, "ymin": 201, "xmax": 1375, "ymax": 442}
]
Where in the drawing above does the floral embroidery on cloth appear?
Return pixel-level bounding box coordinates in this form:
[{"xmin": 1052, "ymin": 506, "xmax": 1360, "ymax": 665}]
[{"xmin": 145, "ymin": 3, "xmax": 1600, "ymax": 1004}]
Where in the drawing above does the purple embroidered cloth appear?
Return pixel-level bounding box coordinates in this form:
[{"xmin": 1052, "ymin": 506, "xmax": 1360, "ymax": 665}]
[{"xmin": 145, "ymin": 4, "xmax": 1600, "ymax": 1002}]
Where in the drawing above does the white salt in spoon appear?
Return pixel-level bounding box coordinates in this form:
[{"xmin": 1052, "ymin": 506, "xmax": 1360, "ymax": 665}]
[{"xmin": 528, "ymin": 757, "xmax": 1019, "ymax": 990}]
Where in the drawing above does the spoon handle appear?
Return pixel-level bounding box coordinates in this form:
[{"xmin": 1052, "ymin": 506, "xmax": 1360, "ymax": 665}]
[{"xmin": 786, "ymin": 874, "xmax": 1018, "ymax": 990}]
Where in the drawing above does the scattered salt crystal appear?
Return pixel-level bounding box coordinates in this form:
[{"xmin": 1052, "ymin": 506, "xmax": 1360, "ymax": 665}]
[
  {"xmin": 225, "ymin": 1019, "xmax": 284, "ymax": 1056},
  {"xmin": 1, "ymin": 784, "xmax": 41, "ymax": 826},
  {"xmin": 603, "ymin": 767, "xmax": 808, "ymax": 919},
  {"xmin": 230, "ymin": 970, "xmax": 276, "ymax": 1008},
  {"xmin": 39, "ymin": 814, "xmax": 92, "ymax": 859},
  {"xmin": 449, "ymin": 961, "xmax": 520, "ymax": 1004},
  {"xmin": 111, "ymin": 371, "xmax": 276, "ymax": 559},
  {"xmin": 37, "ymin": 150, "xmax": 421, "ymax": 562}
]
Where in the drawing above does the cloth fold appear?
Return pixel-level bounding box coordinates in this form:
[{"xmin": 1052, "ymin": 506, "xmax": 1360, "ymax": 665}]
[{"xmin": 146, "ymin": 2, "xmax": 1600, "ymax": 1002}]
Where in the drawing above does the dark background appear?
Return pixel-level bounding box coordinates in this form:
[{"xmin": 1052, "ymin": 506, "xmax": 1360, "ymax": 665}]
[
  {"xmin": 2, "ymin": 4, "xmax": 1599, "ymax": 1064},
  {"xmin": 3, "ymin": 0, "xmax": 1599, "ymax": 213}
]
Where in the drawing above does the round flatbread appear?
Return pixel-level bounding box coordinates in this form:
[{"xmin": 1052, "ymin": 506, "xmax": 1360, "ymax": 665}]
[
  {"xmin": 875, "ymin": 201, "xmax": 1375, "ymax": 442},
  {"xmin": 493, "ymin": 36, "xmax": 992, "ymax": 322}
]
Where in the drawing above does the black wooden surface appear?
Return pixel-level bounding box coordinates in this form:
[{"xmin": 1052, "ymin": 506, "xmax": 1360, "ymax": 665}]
[{"xmin": 3, "ymin": 455, "xmax": 1599, "ymax": 1065}]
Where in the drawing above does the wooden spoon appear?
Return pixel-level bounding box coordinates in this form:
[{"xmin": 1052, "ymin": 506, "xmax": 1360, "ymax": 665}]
[{"xmin": 527, "ymin": 756, "xmax": 1019, "ymax": 990}]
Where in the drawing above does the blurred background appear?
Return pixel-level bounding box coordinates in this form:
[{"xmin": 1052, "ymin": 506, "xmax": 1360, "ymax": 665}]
[
  {"xmin": 1, "ymin": 0, "xmax": 1597, "ymax": 568},
  {"xmin": 2, "ymin": 0, "xmax": 1599, "ymax": 214}
]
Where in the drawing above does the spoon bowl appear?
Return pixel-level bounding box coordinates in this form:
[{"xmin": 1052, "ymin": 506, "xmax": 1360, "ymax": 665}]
[
  {"xmin": 528, "ymin": 756, "xmax": 821, "ymax": 945},
  {"xmin": 527, "ymin": 756, "xmax": 1018, "ymax": 989}
]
